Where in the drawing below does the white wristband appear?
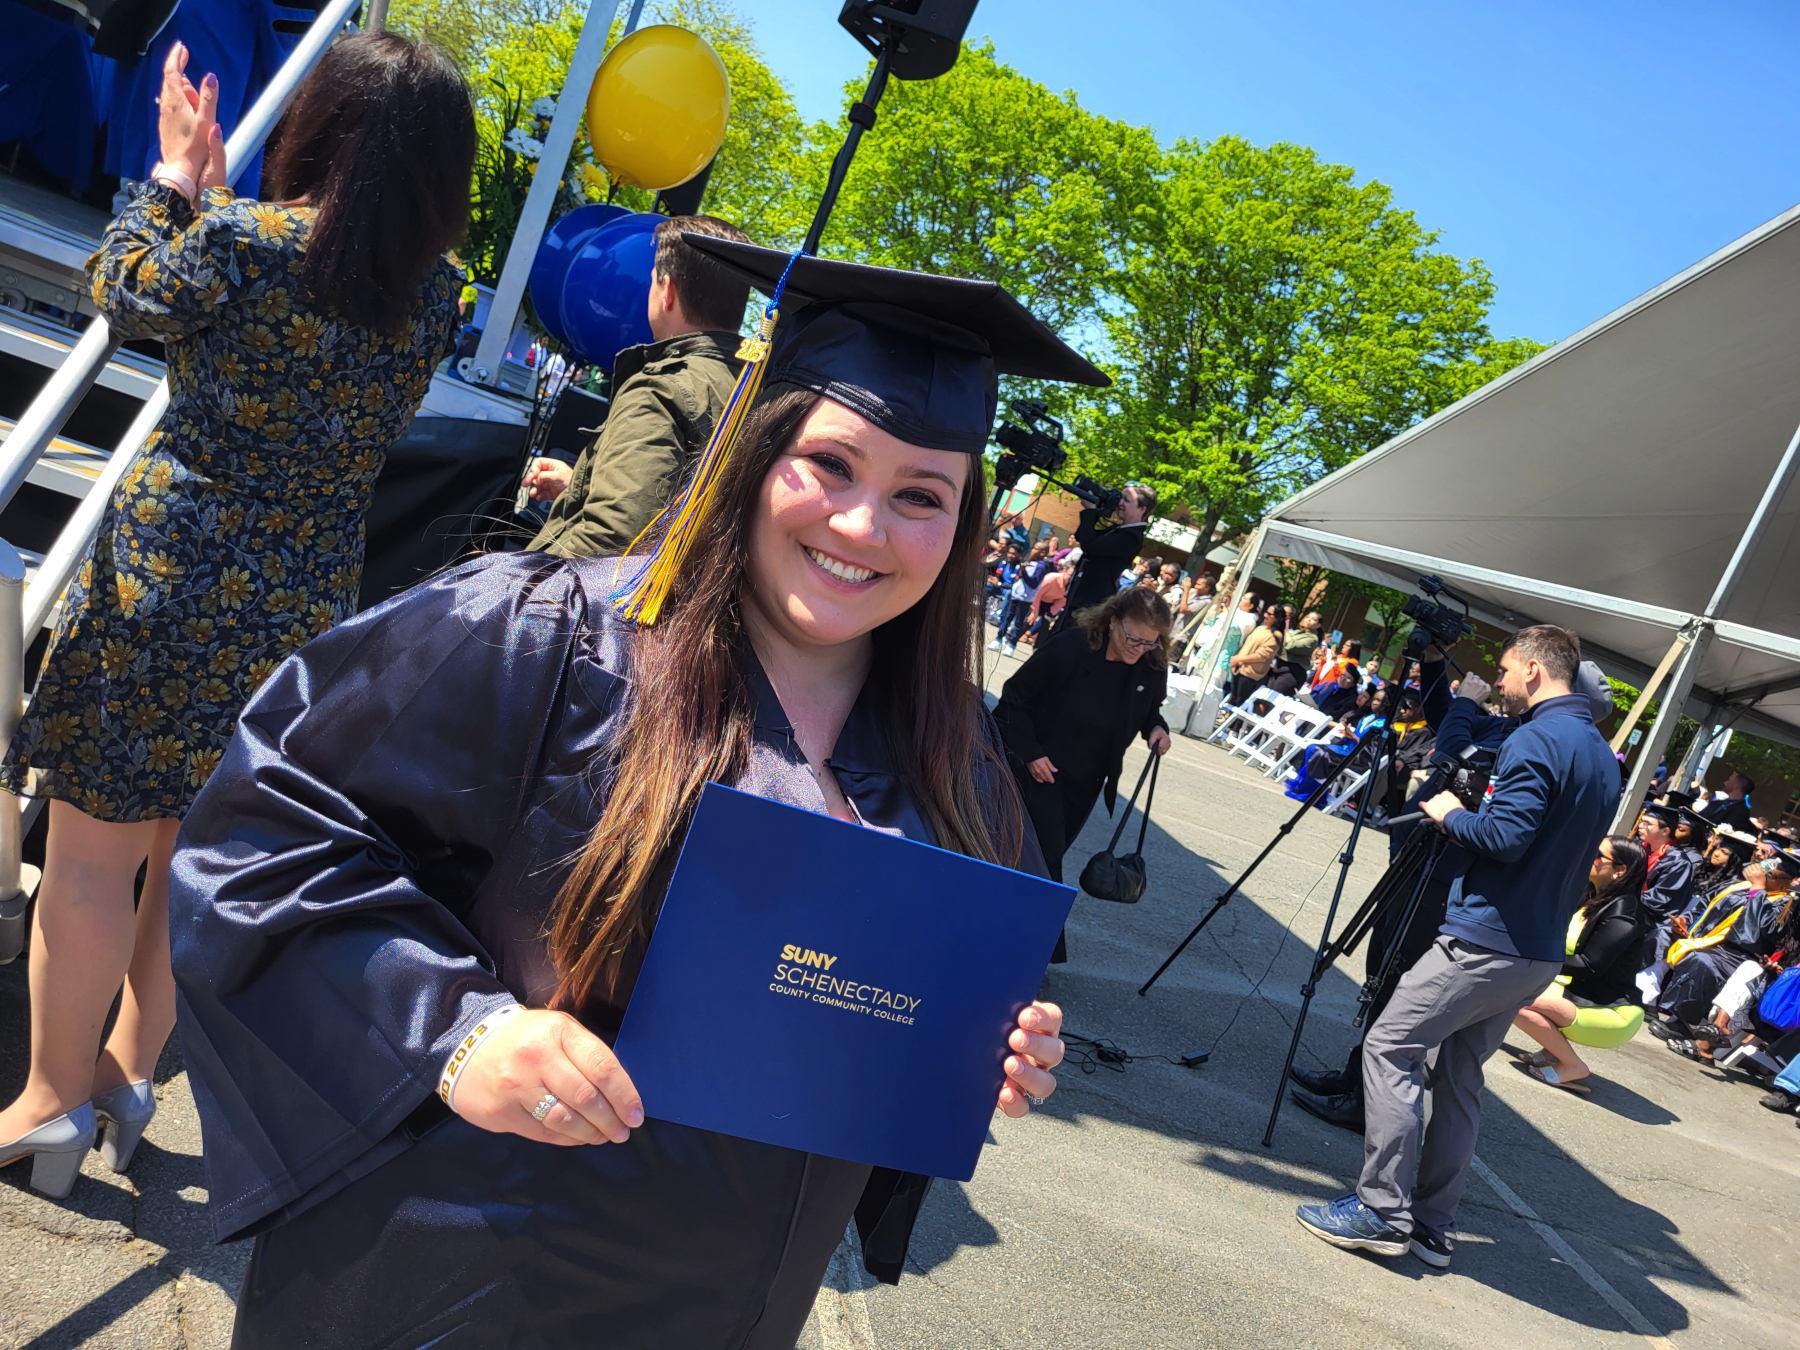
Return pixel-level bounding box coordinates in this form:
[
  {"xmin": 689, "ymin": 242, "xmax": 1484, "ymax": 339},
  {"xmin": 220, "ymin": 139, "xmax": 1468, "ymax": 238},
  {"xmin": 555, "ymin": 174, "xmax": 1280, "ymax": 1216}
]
[
  {"xmin": 438, "ymin": 1002, "xmax": 525, "ymax": 1114},
  {"xmin": 149, "ymin": 163, "xmax": 197, "ymax": 201}
]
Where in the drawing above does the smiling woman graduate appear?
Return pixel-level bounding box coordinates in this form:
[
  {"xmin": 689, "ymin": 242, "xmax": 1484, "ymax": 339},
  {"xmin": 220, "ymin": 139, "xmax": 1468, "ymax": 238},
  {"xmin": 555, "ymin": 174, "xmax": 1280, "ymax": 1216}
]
[{"xmin": 169, "ymin": 241, "xmax": 1108, "ymax": 1348}]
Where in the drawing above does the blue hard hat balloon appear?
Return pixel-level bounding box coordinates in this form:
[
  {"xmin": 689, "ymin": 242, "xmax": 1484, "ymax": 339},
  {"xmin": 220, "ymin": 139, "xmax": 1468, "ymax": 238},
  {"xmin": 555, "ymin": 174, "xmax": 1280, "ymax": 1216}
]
[
  {"xmin": 560, "ymin": 211, "xmax": 666, "ymax": 372},
  {"xmin": 528, "ymin": 203, "xmax": 630, "ymax": 346}
]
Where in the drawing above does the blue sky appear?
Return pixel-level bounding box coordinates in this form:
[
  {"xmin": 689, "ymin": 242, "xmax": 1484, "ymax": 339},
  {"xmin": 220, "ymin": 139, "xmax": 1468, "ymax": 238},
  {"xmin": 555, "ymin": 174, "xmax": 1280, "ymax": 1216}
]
[{"xmin": 740, "ymin": 0, "xmax": 1800, "ymax": 345}]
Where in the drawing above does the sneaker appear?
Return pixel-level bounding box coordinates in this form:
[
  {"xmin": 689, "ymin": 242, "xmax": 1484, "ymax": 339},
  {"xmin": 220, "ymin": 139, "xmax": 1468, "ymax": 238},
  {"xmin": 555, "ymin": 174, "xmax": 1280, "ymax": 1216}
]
[
  {"xmin": 1289, "ymin": 1064, "xmax": 1351, "ymax": 1096},
  {"xmin": 1410, "ymin": 1226, "xmax": 1454, "ymax": 1268},
  {"xmin": 1001, "ymin": 643, "xmax": 1016, "ymax": 657},
  {"xmin": 1760, "ymin": 1088, "xmax": 1799, "ymax": 1114},
  {"xmin": 985, "ymin": 638, "xmax": 1001, "ymax": 651},
  {"xmin": 1295, "ymin": 1194, "xmax": 1408, "ymax": 1257}
]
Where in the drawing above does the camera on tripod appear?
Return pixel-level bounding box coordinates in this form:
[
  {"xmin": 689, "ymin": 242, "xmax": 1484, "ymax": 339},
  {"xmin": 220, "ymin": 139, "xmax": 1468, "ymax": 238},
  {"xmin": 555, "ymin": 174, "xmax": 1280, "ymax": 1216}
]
[
  {"xmin": 991, "ymin": 400, "xmax": 1124, "ymax": 515},
  {"xmin": 1401, "ymin": 574, "xmax": 1475, "ymax": 658}
]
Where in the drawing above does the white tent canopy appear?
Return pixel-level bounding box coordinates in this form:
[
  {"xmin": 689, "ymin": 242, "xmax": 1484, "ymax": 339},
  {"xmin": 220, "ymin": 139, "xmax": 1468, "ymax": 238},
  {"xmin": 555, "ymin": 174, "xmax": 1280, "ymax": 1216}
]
[{"xmin": 1218, "ymin": 201, "xmax": 1800, "ymax": 815}]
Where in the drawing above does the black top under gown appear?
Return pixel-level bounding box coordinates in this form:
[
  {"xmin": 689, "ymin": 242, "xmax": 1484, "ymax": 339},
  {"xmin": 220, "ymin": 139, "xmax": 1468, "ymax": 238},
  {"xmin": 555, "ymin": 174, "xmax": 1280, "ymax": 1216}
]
[{"xmin": 168, "ymin": 552, "xmax": 1047, "ymax": 1350}]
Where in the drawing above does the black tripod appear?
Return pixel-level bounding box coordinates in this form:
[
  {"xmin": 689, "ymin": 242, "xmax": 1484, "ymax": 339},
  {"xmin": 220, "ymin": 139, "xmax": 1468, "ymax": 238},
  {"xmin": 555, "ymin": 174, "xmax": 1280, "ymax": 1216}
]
[
  {"xmin": 1259, "ymin": 817, "xmax": 1450, "ymax": 1146},
  {"xmin": 1139, "ymin": 715, "xmax": 1398, "ymax": 998}
]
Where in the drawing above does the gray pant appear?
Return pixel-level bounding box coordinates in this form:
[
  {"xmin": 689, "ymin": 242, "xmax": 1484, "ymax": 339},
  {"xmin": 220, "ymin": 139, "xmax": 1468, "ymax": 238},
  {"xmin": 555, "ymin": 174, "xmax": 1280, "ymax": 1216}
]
[{"xmin": 1357, "ymin": 934, "xmax": 1560, "ymax": 1236}]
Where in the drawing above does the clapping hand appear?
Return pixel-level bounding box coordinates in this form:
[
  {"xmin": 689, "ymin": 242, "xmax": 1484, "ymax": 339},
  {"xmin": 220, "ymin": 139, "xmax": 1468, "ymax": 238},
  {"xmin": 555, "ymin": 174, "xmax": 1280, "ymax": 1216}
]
[{"xmin": 157, "ymin": 43, "xmax": 227, "ymax": 200}]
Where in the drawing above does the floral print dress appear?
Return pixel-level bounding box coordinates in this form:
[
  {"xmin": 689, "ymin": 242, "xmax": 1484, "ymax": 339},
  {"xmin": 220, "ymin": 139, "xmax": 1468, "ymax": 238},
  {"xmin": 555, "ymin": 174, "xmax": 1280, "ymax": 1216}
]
[{"xmin": 0, "ymin": 181, "xmax": 460, "ymax": 821}]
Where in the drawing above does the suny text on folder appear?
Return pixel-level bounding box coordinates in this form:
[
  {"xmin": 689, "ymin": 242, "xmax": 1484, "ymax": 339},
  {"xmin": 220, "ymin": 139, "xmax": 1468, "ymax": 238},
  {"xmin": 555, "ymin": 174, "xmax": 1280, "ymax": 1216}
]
[{"xmin": 613, "ymin": 782, "xmax": 1076, "ymax": 1181}]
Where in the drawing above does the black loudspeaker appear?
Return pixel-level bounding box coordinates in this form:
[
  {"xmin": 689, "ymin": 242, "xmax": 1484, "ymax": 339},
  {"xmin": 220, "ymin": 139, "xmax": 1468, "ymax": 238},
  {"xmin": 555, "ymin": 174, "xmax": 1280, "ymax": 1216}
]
[
  {"xmin": 837, "ymin": 1, "xmax": 979, "ymax": 80},
  {"xmin": 542, "ymin": 386, "xmax": 610, "ymax": 460},
  {"xmin": 654, "ymin": 158, "xmax": 716, "ymax": 218}
]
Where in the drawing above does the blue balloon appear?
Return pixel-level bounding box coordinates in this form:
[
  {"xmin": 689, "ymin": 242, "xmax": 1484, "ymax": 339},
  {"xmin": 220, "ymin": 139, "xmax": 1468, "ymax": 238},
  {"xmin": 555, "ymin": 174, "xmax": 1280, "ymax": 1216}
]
[
  {"xmin": 527, "ymin": 203, "xmax": 630, "ymax": 346},
  {"xmin": 560, "ymin": 211, "xmax": 666, "ymax": 372}
]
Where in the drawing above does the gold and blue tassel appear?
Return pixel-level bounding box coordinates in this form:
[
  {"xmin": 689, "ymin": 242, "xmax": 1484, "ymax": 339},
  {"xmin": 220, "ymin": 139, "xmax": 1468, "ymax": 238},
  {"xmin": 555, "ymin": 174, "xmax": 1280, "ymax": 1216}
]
[{"xmin": 612, "ymin": 249, "xmax": 805, "ymax": 625}]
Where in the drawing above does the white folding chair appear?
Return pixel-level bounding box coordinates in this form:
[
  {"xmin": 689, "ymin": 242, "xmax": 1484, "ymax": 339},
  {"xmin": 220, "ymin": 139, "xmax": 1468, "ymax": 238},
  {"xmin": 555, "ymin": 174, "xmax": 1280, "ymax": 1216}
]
[
  {"xmin": 1206, "ymin": 687, "xmax": 1269, "ymax": 748},
  {"xmin": 1323, "ymin": 751, "xmax": 1390, "ymax": 819},
  {"xmin": 1246, "ymin": 702, "xmax": 1336, "ymax": 779}
]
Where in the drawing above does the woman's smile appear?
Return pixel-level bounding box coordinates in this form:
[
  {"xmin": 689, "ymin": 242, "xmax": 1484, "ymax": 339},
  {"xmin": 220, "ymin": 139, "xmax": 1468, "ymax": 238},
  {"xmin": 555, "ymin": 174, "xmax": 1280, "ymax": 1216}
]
[{"xmin": 802, "ymin": 543, "xmax": 884, "ymax": 587}]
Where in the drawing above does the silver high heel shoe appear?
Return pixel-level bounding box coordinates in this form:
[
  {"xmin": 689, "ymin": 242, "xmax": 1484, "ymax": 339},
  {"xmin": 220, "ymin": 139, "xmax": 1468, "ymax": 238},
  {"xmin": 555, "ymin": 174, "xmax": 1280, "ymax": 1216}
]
[
  {"xmin": 91, "ymin": 1080, "xmax": 156, "ymax": 1172},
  {"xmin": 0, "ymin": 1102, "xmax": 96, "ymax": 1199}
]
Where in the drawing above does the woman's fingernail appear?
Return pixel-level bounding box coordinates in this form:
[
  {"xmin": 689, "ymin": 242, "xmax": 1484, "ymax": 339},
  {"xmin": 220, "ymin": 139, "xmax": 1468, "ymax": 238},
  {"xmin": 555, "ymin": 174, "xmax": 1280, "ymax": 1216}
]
[
  {"xmin": 205, "ymin": 73, "xmax": 217, "ymax": 91},
  {"xmin": 626, "ymin": 1108, "xmax": 644, "ymax": 1128}
]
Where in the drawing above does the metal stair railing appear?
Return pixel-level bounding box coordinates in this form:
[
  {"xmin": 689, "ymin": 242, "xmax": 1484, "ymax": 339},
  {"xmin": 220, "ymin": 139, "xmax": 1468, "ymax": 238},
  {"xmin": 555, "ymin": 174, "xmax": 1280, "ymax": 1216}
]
[{"xmin": 0, "ymin": 0, "xmax": 364, "ymax": 961}]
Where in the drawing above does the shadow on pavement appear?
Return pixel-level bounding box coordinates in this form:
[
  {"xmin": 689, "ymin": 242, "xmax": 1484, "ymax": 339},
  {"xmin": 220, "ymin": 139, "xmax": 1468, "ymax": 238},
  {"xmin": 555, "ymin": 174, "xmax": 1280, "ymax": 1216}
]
[{"xmin": 929, "ymin": 764, "xmax": 1742, "ymax": 1339}]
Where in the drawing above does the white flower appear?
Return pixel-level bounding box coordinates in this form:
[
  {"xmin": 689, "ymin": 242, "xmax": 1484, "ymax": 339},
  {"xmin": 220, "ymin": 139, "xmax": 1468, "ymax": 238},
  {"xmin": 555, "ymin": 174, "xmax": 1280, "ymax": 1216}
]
[
  {"xmin": 504, "ymin": 128, "xmax": 545, "ymax": 159},
  {"xmin": 531, "ymin": 95, "xmax": 559, "ymax": 117}
]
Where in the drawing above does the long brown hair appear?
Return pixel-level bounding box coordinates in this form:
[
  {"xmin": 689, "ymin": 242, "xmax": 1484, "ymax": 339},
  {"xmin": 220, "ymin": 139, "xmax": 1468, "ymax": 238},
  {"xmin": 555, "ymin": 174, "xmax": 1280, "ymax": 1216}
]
[
  {"xmin": 547, "ymin": 386, "xmax": 1024, "ymax": 1005},
  {"xmin": 263, "ymin": 32, "xmax": 475, "ymax": 335},
  {"xmin": 1074, "ymin": 587, "xmax": 1174, "ymax": 669}
]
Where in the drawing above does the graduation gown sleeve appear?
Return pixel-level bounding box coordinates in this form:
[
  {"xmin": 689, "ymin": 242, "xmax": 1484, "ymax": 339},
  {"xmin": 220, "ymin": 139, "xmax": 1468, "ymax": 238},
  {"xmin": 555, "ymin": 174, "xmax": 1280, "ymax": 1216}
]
[
  {"xmin": 170, "ymin": 552, "xmax": 604, "ymax": 1241},
  {"xmin": 1642, "ymin": 849, "xmax": 1699, "ymax": 920}
]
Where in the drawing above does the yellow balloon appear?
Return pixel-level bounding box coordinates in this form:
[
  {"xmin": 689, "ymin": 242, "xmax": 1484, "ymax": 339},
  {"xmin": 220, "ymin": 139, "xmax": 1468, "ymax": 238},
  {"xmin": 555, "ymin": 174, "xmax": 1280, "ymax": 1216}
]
[{"xmin": 586, "ymin": 25, "xmax": 731, "ymax": 193}]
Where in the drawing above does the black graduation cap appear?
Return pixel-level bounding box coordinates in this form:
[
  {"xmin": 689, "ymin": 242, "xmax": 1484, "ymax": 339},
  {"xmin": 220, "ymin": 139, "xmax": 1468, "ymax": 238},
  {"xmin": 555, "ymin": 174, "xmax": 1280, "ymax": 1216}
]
[
  {"xmin": 1712, "ymin": 828, "xmax": 1757, "ymax": 859},
  {"xmin": 1676, "ymin": 805, "xmax": 1712, "ymax": 837},
  {"xmin": 1641, "ymin": 802, "xmax": 1679, "ymax": 828},
  {"xmin": 684, "ymin": 236, "xmax": 1109, "ymax": 453},
  {"xmin": 1660, "ymin": 789, "xmax": 1697, "ymax": 808},
  {"xmin": 614, "ymin": 241, "xmax": 1108, "ymax": 624},
  {"xmin": 1764, "ymin": 846, "xmax": 1800, "ymax": 876}
]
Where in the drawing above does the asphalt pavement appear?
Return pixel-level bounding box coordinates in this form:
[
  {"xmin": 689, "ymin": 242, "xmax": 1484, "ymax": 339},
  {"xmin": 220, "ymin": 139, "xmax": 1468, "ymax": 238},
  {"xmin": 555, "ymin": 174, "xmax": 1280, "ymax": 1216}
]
[{"xmin": 4, "ymin": 641, "xmax": 1798, "ymax": 1348}]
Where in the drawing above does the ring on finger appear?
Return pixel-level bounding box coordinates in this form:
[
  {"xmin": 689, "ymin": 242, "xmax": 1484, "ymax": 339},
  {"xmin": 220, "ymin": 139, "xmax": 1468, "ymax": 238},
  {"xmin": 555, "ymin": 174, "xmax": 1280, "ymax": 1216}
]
[{"xmin": 531, "ymin": 1092, "xmax": 559, "ymax": 1122}]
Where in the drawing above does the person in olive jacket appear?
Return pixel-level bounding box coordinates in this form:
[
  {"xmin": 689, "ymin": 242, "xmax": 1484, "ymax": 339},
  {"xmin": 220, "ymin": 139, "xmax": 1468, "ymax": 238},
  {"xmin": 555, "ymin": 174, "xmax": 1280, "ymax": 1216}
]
[
  {"xmin": 995, "ymin": 587, "xmax": 1173, "ymax": 962},
  {"xmin": 526, "ymin": 216, "xmax": 751, "ymax": 558}
]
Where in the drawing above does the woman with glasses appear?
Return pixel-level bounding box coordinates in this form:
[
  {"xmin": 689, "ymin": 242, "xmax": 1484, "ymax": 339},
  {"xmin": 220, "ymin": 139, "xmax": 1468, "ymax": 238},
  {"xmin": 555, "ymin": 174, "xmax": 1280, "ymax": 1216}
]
[
  {"xmin": 995, "ymin": 588, "xmax": 1173, "ymax": 963},
  {"xmin": 1508, "ymin": 835, "xmax": 1649, "ymax": 1090}
]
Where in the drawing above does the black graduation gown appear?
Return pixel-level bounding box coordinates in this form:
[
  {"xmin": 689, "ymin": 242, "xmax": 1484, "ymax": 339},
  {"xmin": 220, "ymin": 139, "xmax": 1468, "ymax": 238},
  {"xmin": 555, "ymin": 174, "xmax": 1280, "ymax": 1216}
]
[
  {"xmin": 1657, "ymin": 887, "xmax": 1791, "ymax": 1024},
  {"xmin": 169, "ymin": 552, "xmax": 1045, "ymax": 1349},
  {"xmin": 1641, "ymin": 844, "xmax": 1700, "ymax": 920}
]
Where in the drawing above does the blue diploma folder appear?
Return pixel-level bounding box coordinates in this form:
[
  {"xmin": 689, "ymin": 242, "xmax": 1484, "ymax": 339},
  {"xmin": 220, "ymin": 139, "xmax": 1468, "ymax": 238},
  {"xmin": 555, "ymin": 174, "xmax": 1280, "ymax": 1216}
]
[{"xmin": 612, "ymin": 782, "xmax": 1075, "ymax": 1181}]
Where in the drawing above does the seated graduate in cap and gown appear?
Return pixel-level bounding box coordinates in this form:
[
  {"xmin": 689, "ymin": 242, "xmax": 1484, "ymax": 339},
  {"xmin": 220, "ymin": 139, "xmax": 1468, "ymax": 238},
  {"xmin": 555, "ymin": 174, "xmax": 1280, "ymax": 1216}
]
[
  {"xmin": 168, "ymin": 243, "xmax": 1109, "ymax": 1348},
  {"xmin": 1649, "ymin": 847, "xmax": 1800, "ymax": 1031},
  {"xmin": 1639, "ymin": 801, "xmax": 1701, "ymax": 926}
]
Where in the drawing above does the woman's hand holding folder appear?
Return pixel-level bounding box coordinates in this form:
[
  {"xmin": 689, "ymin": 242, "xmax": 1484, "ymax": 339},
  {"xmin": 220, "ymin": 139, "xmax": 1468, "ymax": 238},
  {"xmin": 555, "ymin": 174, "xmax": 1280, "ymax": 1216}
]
[
  {"xmin": 455, "ymin": 1009, "xmax": 647, "ymax": 1146},
  {"xmin": 998, "ymin": 1001, "xmax": 1065, "ymax": 1118}
]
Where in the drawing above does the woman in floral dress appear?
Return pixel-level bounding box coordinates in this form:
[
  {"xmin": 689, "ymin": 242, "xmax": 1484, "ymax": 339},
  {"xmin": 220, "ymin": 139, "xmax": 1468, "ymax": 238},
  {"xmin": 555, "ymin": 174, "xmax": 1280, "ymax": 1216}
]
[{"xmin": 0, "ymin": 33, "xmax": 475, "ymax": 1198}]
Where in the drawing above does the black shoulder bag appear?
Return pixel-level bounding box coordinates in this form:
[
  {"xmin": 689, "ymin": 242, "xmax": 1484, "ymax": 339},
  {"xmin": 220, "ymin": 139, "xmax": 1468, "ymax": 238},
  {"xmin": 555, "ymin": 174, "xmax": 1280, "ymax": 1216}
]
[{"xmin": 1078, "ymin": 751, "xmax": 1160, "ymax": 904}]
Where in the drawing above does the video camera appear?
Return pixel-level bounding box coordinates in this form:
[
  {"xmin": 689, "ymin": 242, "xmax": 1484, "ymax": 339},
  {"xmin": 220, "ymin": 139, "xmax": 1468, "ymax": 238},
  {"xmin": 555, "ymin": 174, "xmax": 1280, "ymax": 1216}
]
[
  {"xmin": 991, "ymin": 400, "xmax": 1123, "ymax": 515},
  {"xmin": 1401, "ymin": 574, "xmax": 1475, "ymax": 659}
]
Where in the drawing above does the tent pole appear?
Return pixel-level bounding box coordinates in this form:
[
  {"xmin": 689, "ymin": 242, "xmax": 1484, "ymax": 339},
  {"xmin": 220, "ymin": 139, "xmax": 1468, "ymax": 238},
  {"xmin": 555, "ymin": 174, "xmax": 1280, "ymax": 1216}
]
[
  {"xmin": 1610, "ymin": 631, "xmax": 1688, "ymax": 753},
  {"xmin": 1612, "ymin": 622, "xmax": 1710, "ymax": 833},
  {"xmin": 469, "ymin": 0, "xmax": 624, "ymax": 387},
  {"xmin": 1647, "ymin": 410, "xmax": 1800, "ymax": 807},
  {"xmin": 1188, "ymin": 522, "xmax": 1268, "ymax": 736},
  {"xmin": 1702, "ymin": 414, "xmax": 1800, "ymax": 620}
]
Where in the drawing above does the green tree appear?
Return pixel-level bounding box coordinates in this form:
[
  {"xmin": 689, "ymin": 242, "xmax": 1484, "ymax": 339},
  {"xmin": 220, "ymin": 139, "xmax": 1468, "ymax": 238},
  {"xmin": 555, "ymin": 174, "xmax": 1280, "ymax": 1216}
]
[
  {"xmin": 390, "ymin": 0, "xmax": 809, "ymax": 283},
  {"xmin": 797, "ymin": 41, "xmax": 1158, "ymax": 336},
  {"xmin": 1064, "ymin": 136, "xmax": 1544, "ymax": 550},
  {"xmin": 387, "ymin": 0, "xmax": 572, "ymax": 76}
]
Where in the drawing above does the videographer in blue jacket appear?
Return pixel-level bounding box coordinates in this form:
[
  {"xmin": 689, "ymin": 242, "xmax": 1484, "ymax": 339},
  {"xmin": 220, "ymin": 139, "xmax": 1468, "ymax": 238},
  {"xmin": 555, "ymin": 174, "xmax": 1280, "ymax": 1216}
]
[
  {"xmin": 1297, "ymin": 626, "xmax": 1621, "ymax": 1268},
  {"xmin": 1289, "ymin": 652, "xmax": 1618, "ymax": 1132}
]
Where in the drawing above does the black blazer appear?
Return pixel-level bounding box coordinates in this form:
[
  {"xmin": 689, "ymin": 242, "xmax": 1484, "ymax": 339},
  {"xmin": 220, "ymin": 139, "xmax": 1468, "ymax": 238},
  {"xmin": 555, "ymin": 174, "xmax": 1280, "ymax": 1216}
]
[
  {"xmin": 1562, "ymin": 888, "xmax": 1646, "ymax": 1005},
  {"xmin": 994, "ymin": 627, "xmax": 1169, "ymax": 812},
  {"xmin": 1065, "ymin": 508, "xmax": 1148, "ymax": 613}
]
